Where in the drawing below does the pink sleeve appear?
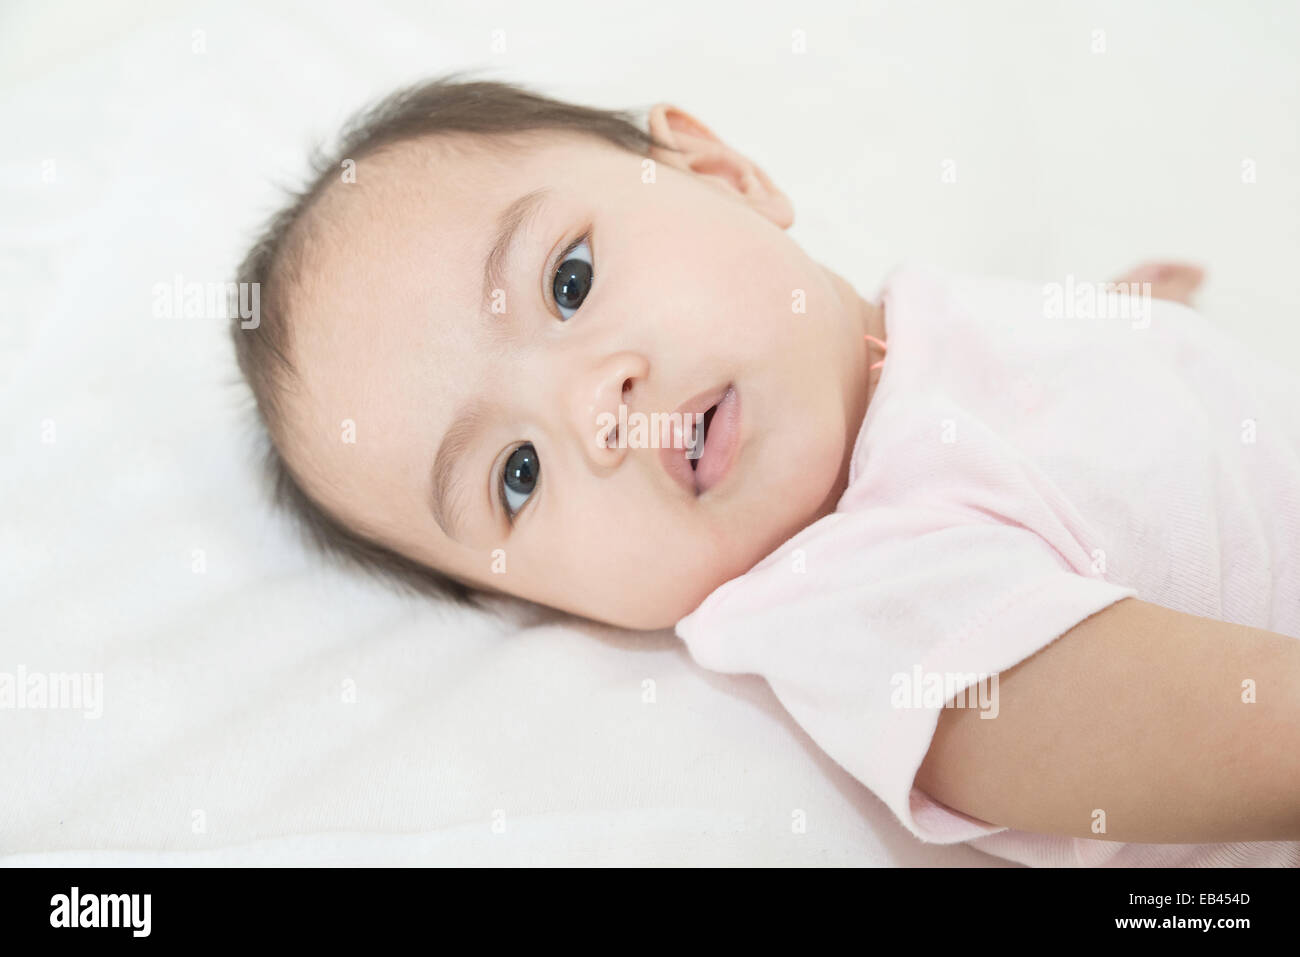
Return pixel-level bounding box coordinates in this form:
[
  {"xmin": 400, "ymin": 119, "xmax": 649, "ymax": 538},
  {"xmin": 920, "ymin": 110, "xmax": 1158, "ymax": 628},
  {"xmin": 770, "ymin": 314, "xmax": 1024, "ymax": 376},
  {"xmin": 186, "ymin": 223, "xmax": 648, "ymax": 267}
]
[{"xmin": 674, "ymin": 511, "xmax": 1138, "ymax": 845}]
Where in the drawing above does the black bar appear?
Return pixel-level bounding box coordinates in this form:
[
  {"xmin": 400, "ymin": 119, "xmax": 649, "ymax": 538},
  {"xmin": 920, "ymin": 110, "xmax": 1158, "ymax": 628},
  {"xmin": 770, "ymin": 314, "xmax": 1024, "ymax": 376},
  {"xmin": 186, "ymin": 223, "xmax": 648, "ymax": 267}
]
[{"xmin": 0, "ymin": 865, "xmax": 1290, "ymax": 943}]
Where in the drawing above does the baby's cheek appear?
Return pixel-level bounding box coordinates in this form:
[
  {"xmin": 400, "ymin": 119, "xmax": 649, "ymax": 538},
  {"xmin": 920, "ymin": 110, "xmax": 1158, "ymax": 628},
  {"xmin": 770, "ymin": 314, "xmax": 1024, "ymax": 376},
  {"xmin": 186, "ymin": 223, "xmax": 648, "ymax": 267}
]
[{"xmin": 613, "ymin": 513, "xmax": 720, "ymax": 619}]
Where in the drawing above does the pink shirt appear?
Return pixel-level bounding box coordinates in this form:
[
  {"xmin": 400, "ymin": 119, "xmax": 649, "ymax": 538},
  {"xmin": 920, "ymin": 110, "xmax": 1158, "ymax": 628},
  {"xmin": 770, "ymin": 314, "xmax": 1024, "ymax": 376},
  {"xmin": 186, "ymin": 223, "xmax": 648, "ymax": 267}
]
[{"xmin": 675, "ymin": 264, "xmax": 1300, "ymax": 867}]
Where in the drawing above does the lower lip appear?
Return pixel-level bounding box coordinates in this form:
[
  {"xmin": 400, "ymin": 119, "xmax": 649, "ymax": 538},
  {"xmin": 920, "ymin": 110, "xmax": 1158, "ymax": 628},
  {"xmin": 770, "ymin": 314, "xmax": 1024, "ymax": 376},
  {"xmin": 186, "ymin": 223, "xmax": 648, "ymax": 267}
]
[{"xmin": 694, "ymin": 385, "xmax": 740, "ymax": 493}]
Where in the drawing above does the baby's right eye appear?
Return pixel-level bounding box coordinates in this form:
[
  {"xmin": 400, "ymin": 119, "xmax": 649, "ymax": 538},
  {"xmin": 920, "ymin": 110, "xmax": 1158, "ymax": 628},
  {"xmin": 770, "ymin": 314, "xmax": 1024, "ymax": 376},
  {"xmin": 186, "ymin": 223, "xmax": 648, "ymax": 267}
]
[{"xmin": 500, "ymin": 443, "xmax": 540, "ymax": 520}]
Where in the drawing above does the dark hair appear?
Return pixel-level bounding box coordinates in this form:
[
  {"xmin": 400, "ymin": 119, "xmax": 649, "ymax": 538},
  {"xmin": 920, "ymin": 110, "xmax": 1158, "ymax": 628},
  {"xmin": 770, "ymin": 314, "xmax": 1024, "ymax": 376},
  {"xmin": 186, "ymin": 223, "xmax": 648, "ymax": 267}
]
[{"xmin": 230, "ymin": 73, "xmax": 673, "ymax": 605}]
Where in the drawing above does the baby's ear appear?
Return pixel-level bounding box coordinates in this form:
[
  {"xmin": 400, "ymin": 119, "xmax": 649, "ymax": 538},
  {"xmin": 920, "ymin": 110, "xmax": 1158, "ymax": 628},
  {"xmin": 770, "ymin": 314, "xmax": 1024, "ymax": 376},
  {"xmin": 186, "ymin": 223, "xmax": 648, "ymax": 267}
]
[{"xmin": 647, "ymin": 103, "xmax": 794, "ymax": 228}]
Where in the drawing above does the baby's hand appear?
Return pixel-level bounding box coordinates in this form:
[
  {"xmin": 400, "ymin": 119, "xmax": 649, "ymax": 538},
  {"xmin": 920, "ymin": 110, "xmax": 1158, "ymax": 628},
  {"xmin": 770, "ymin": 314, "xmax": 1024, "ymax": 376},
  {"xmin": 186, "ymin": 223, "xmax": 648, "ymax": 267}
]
[{"xmin": 1111, "ymin": 260, "xmax": 1205, "ymax": 305}]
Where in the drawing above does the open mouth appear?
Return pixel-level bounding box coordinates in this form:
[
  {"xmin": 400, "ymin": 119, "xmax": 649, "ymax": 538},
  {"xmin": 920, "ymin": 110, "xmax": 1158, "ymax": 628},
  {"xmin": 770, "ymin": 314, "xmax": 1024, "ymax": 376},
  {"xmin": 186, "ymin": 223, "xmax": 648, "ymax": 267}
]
[
  {"xmin": 659, "ymin": 383, "xmax": 741, "ymax": 496},
  {"xmin": 688, "ymin": 404, "xmax": 719, "ymax": 470}
]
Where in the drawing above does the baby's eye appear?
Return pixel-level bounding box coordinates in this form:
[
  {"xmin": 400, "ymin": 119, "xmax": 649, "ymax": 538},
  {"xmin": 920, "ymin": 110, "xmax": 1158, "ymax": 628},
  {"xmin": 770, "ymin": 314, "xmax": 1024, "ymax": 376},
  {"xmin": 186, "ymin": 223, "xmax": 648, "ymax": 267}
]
[
  {"xmin": 552, "ymin": 238, "xmax": 593, "ymax": 320},
  {"xmin": 500, "ymin": 442, "xmax": 540, "ymax": 520}
]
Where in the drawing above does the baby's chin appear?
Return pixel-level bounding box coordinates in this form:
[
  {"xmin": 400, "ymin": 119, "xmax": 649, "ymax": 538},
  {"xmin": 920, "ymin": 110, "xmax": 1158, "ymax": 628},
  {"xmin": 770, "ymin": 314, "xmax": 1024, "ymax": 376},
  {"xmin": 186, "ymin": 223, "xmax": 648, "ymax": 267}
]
[
  {"xmin": 558, "ymin": 405, "xmax": 852, "ymax": 630},
  {"xmin": 613, "ymin": 515, "xmax": 821, "ymax": 631}
]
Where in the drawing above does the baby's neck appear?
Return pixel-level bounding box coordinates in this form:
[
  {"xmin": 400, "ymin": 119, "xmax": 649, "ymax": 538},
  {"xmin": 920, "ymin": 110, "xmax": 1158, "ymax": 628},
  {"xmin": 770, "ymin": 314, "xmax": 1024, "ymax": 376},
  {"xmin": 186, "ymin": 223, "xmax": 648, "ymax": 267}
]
[
  {"xmin": 814, "ymin": 265, "xmax": 887, "ymax": 521},
  {"xmin": 860, "ymin": 293, "xmax": 887, "ymax": 409}
]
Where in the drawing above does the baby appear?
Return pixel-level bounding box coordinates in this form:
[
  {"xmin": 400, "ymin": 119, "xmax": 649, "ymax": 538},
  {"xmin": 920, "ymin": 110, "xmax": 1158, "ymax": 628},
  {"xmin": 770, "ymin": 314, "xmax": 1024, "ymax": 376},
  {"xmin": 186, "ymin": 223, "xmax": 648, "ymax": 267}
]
[{"xmin": 231, "ymin": 76, "xmax": 1300, "ymax": 867}]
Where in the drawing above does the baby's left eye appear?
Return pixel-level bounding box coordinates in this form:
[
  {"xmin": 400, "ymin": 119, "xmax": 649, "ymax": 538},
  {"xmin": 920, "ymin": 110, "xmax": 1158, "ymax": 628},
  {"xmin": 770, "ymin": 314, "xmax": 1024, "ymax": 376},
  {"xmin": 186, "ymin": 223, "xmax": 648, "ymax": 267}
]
[{"xmin": 552, "ymin": 239, "xmax": 593, "ymax": 320}]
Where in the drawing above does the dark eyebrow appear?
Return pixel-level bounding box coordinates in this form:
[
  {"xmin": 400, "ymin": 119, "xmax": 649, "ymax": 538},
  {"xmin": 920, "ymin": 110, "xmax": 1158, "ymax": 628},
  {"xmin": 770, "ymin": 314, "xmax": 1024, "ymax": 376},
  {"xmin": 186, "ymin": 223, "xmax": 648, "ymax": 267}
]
[
  {"xmin": 431, "ymin": 398, "xmax": 489, "ymax": 543},
  {"xmin": 434, "ymin": 189, "xmax": 550, "ymax": 540},
  {"xmin": 481, "ymin": 187, "xmax": 551, "ymax": 316}
]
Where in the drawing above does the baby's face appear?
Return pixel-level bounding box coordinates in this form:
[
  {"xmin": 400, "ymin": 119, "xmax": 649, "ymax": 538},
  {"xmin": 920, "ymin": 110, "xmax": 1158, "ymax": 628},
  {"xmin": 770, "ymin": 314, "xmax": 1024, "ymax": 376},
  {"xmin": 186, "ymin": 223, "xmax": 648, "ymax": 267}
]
[{"xmin": 283, "ymin": 130, "xmax": 872, "ymax": 629}]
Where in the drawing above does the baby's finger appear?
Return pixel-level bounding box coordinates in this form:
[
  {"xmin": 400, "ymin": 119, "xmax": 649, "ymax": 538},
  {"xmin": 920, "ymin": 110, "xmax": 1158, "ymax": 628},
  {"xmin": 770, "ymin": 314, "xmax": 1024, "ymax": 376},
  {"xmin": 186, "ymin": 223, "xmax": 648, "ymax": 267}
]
[{"xmin": 1112, "ymin": 261, "xmax": 1206, "ymax": 305}]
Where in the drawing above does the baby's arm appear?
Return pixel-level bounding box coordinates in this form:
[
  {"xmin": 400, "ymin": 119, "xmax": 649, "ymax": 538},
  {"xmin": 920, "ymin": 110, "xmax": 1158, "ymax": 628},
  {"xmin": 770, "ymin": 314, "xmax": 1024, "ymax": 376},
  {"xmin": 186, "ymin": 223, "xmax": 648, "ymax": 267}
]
[{"xmin": 915, "ymin": 598, "xmax": 1300, "ymax": 843}]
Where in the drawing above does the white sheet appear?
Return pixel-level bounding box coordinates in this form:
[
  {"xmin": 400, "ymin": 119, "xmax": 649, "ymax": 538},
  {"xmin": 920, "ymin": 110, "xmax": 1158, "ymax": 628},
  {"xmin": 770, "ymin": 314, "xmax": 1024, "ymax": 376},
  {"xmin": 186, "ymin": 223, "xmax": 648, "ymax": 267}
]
[{"xmin": 4, "ymin": 0, "xmax": 1297, "ymax": 867}]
